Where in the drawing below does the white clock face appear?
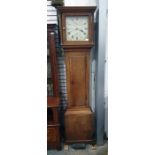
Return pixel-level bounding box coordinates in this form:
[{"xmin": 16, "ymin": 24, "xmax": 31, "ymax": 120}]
[{"xmin": 66, "ymin": 16, "xmax": 89, "ymax": 41}]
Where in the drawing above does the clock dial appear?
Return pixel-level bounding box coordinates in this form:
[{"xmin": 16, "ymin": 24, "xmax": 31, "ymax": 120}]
[{"xmin": 66, "ymin": 16, "xmax": 89, "ymax": 41}]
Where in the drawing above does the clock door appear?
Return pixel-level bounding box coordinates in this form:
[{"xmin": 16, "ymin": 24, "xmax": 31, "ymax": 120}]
[{"xmin": 65, "ymin": 50, "xmax": 90, "ymax": 108}]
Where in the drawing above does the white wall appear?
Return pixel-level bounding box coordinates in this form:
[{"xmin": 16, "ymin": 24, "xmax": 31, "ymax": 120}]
[{"xmin": 64, "ymin": 0, "xmax": 97, "ymax": 6}]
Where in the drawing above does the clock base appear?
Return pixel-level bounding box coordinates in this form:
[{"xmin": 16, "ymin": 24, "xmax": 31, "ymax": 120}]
[{"xmin": 65, "ymin": 108, "xmax": 94, "ymax": 144}]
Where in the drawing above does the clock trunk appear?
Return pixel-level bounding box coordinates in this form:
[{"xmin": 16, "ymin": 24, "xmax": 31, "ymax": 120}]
[{"xmin": 65, "ymin": 50, "xmax": 90, "ymax": 108}]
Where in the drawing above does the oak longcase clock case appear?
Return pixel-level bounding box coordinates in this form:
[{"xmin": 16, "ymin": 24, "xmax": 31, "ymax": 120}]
[{"xmin": 58, "ymin": 6, "xmax": 96, "ymax": 144}]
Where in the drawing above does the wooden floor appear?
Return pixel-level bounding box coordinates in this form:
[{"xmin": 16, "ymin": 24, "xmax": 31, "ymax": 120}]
[{"xmin": 47, "ymin": 143, "xmax": 108, "ymax": 155}]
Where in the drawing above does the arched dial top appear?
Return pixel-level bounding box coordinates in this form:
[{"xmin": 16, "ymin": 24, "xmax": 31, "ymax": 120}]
[{"xmin": 65, "ymin": 16, "xmax": 89, "ymax": 41}]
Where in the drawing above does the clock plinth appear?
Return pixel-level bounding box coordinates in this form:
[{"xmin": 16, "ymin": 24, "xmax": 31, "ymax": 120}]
[
  {"xmin": 65, "ymin": 108, "xmax": 93, "ymax": 144},
  {"xmin": 58, "ymin": 6, "xmax": 96, "ymax": 144}
]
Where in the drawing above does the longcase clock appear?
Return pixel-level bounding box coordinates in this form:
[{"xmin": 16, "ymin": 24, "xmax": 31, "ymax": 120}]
[{"xmin": 58, "ymin": 6, "xmax": 96, "ymax": 144}]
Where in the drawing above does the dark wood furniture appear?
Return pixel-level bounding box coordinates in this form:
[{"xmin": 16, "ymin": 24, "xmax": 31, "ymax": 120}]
[
  {"xmin": 47, "ymin": 25, "xmax": 61, "ymax": 150},
  {"xmin": 58, "ymin": 6, "xmax": 96, "ymax": 144}
]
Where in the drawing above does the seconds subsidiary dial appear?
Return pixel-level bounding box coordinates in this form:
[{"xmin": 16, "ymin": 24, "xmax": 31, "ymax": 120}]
[{"xmin": 66, "ymin": 16, "xmax": 89, "ymax": 41}]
